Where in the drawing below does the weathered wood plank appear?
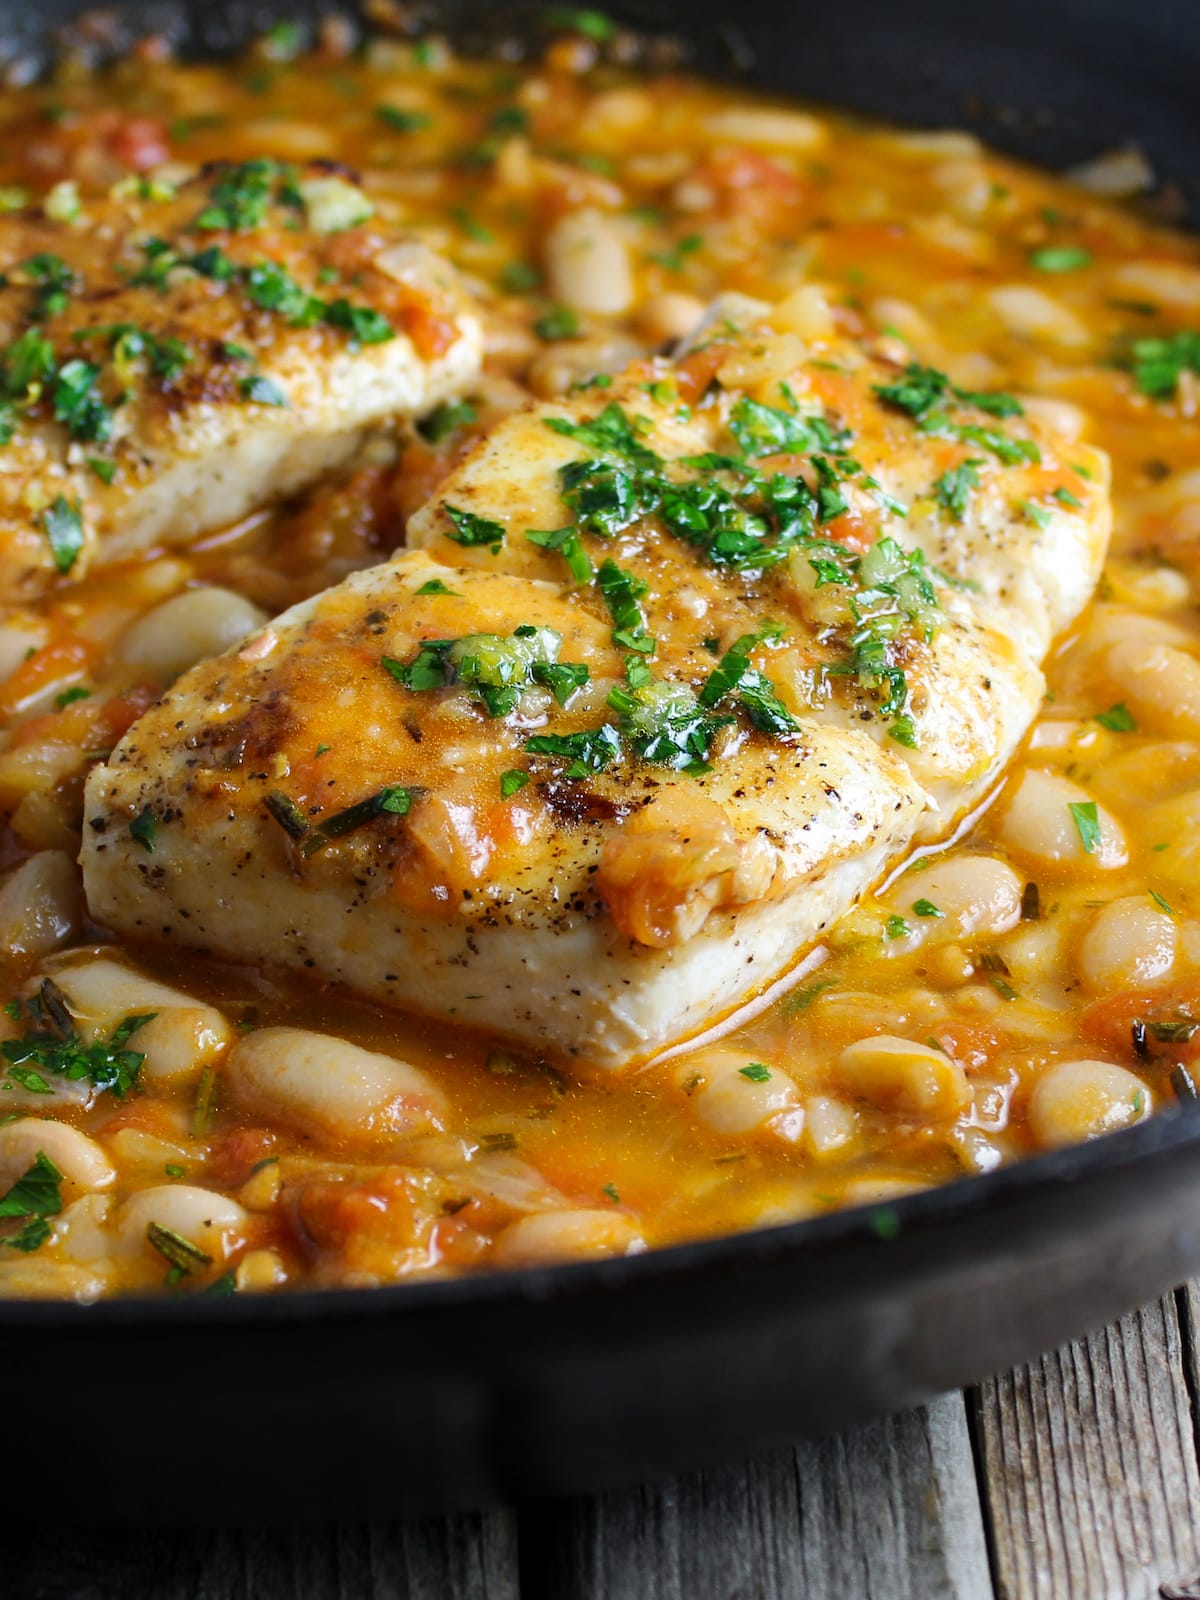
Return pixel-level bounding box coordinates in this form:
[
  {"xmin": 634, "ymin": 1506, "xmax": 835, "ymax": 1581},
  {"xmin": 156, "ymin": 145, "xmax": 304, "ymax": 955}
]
[
  {"xmin": 4, "ymin": 1511, "xmax": 520, "ymax": 1600},
  {"xmin": 972, "ymin": 1293, "xmax": 1200, "ymax": 1600},
  {"xmin": 518, "ymin": 1390, "xmax": 993, "ymax": 1600}
]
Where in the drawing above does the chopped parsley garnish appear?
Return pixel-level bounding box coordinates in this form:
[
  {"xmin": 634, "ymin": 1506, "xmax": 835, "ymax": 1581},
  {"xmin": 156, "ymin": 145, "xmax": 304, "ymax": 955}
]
[
  {"xmin": 934, "ymin": 458, "xmax": 984, "ymax": 522},
  {"xmin": 323, "ymin": 299, "xmax": 394, "ymax": 347},
  {"xmin": 651, "ymin": 233, "xmax": 704, "ymax": 272},
  {"xmin": 54, "ymin": 685, "xmax": 90, "ymax": 709},
  {"xmin": 525, "ymin": 723, "xmax": 622, "ymax": 779},
  {"xmin": 2, "ymin": 983, "xmax": 155, "ymax": 1100},
  {"xmin": 912, "ymin": 898, "xmax": 943, "ymax": 918},
  {"xmin": 1150, "ymin": 888, "xmax": 1174, "ymax": 915},
  {"xmin": 607, "ymin": 661, "xmax": 732, "ymax": 772},
  {"xmin": 874, "ymin": 363, "xmax": 1032, "ymax": 460},
  {"xmin": 545, "ymin": 402, "xmax": 661, "ymax": 467},
  {"xmin": 596, "ymin": 558, "xmax": 654, "ymax": 653},
  {"xmin": 42, "ymin": 496, "xmax": 85, "ymax": 574},
  {"xmin": 698, "ymin": 623, "xmax": 798, "ymax": 738},
  {"xmin": 1068, "ymin": 799, "xmax": 1102, "ymax": 854},
  {"xmin": 415, "ymin": 578, "xmax": 460, "ymax": 596},
  {"xmin": 728, "ymin": 396, "xmax": 849, "ymax": 459},
  {"xmin": 526, "ymin": 524, "xmax": 595, "ymax": 583},
  {"xmin": 0, "ymin": 1151, "xmax": 63, "ymax": 1253},
  {"xmin": 1029, "ymin": 246, "xmax": 1092, "ymax": 273},
  {"xmin": 194, "ymin": 158, "xmax": 283, "ymax": 232},
  {"xmin": 535, "ymin": 306, "xmax": 581, "ymax": 341},
  {"xmin": 244, "ymin": 260, "xmax": 324, "ymax": 323},
  {"xmin": 240, "ymin": 374, "xmax": 288, "ymax": 406},
  {"xmin": 1094, "ymin": 702, "xmax": 1136, "ymax": 732},
  {"xmin": 500, "ymin": 769, "xmax": 530, "ymax": 798},
  {"xmin": 375, "ymin": 106, "xmax": 432, "ymax": 132},
  {"xmin": 419, "ymin": 400, "xmax": 477, "ymax": 444},
  {"xmin": 738, "ymin": 1062, "xmax": 772, "ymax": 1082},
  {"xmin": 50, "ymin": 358, "xmax": 112, "ymax": 442},
  {"xmin": 87, "ymin": 457, "xmax": 117, "ymax": 485},
  {"xmin": 1118, "ymin": 330, "xmax": 1200, "ymax": 400},
  {"xmin": 390, "ymin": 627, "xmax": 587, "ymax": 716},
  {"xmin": 884, "ymin": 914, "xmax": 911, "ymax": 939},
  {"xmin": 129, "ymin": 807, "xmax": 158, "ymax": 853},
  {"xmin": 443, "ymin": 503, "xmax": 506, "ymax": 552}
]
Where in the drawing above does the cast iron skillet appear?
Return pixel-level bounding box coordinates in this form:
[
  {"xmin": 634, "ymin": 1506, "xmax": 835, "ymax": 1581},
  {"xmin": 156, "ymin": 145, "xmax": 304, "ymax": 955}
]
[{"xmin": 1, "ymin": 0, "xmax": 1199, "ymax": 1525}]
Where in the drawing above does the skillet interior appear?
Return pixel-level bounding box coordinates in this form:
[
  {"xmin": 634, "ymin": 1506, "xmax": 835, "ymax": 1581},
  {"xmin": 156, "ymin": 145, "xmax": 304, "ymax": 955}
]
[{"xmin": 0, "ymin": 0, "xmax": 1198, "ymax": 1522}]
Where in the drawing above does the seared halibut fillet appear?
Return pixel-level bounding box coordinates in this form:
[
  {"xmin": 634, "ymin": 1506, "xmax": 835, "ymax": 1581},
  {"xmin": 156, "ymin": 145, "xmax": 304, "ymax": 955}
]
[
  {"xmin": 0, "ymin": 160, "xmax": 482, "ymax": 597},
  {"xmin": 81, "ymin": 307, "xmax": 1110, "ymax": 1069}
]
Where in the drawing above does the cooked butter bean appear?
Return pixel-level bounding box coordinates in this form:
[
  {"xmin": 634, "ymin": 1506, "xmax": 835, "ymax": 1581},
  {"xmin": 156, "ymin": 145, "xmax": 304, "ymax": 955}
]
[
  {"xmin": 116, "ymin": 1185, "xmax": 246, "ymax": 1262},
  {"xmin": 544, "ymin": 206, "xmax": 633, "ymax": 316},
  {"xmin": 0, "ymin": 1119, "xmax": 114, "ymax": 1192},
  {"xmin": 1077, "ymin": 896, "xmax": 1176, "ymax": 993},
  {"xmin": 997, "ymin": 769, "xmax": 1127, "ymax": 872},
  {"xmin": 1028, "ymin": 1060, "xmax": 1149, "ymax": 1149},
  {"xmin": 51, "ymin": 960, "xmax": 231, "ymax": 1086},
  {"xmin": 225, "ymin": 1027, "xmax": 446, "ymax": 1150},
  {"xmin": 490, "ymin": 1209, "xmax": 645, "ymax": 1269},
  {"xmin": 675, "ymin": 1047, "xmax": 803, "ymax": 1138},
  {"xmin": 1103, "ymin": 640, "xmax": 1200, "ymax": 738},
  {"xmin": 700, "ymin": 106, "xmax": 827, "ymax": 150},
  {"xmin": 118, "ymin": 586, "xmax": 269, "ymax": 681},
  {"xmin": 837, "ymin": 1035, "xmax": 970, "ymax": 1120},
  {"xmin": 890, "ymin": 854, "xmax": 1022, "ymax": 940},
  {"xmin": 635, "ymin": 290, "xmax": 705, "ymax": 345},
  {"xmin": 0, "ymin": 851, "xmax": 80, "ymax": 960},
  {"xmin": 986, "ymin": 285, "xmax": 1089, "ymax": 347}
]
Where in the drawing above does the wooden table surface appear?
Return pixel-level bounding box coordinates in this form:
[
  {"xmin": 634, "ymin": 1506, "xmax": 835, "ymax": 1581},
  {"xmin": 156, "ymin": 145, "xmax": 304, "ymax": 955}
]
[{"xmin": 16, "ymin": 1284, "xmax": 1200, "ymax": 1600}]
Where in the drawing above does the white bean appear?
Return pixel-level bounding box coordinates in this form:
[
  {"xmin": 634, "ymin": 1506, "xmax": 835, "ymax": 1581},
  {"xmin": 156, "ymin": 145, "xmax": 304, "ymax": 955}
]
[
  {"xmin": 986, "ymin": 284, "xmax": 1090, "ymax": 348},
  {"xmin": 1103, "ymin": 640, "xmax": 1200, "ymax": 738},
  {"xmin": 701, "ymin": 106, "xmax": 827, "ymax": 150},
  {"xmin": 996, "ymin": 769, "xmax": 1128, "ymax": 872},
  {"xmin": 0, "ymin": 851, "xmax": 80, "ymax": 960},
  {"xmin": 889, "ymin": 854, "xmax": 1023, "ymax": 941},
  {"xmin": 837, "ymin": 1035, "xmax": 970, "ymax": 1120},
  {"xmin": 675, "ymin": 1047, "xmax": 804, "ymax": 1138},
  {"xmin": 490, "ymin": 1209, "xmax": 645, "ymax": 1269},
  {"xmin": 1108, "ymin": 259, "xmax": 1200, "ymax": 314},
  {"xmin": 635, "ymin": 290, "xmax": 705, "ymax": 345},
  {"xmin": 802, "ymin": 1095, "xmax": 859, "ymax": 1161},
  {"xmin": 543, "ymin": 207, "xmax": 633, "ymax": 316},
  {"xmin": 115, "ymin": 1185, "xmax": 246, "ymax": 1261},
  {"xmin": 0, "ymin": 1258, "xmax": 106, "ymax": 1300},
  {"xmin": 117, "ymin": 586, "xmax": 269, "ymax": 680},
  {"xmin": 51, "ymin": 961, "xmax": 231, "ymax": 1087},
  {"xmin": 0, "ymin": 618, "xmax": 45, "ymax": 683},
  {"xmin": 770, "ymin": 284, "xmax": 835, "ymax": 341},
  {"xmin": 54, "ymin": 1193, "xmax": 113, "ymax": 1264},
  {"xmin": 225, "ymin": 1027, "xmax": 446, "ymax": 1150},
  {"xmin": 1028, "ymin": 1060, "xmax": 1149, "ymax": 1150},
  {"xmin": 1077, "ymin": 897, "xmax": 1176, "ymax": 993},
  {"xmin": 0, "ymin": 1119, "xmax": 114, "ymax": 1191}
]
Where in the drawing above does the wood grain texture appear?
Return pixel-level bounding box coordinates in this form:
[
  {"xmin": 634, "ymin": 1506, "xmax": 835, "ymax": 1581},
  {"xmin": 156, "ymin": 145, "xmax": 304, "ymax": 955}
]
[
  {"xmin": 3, "ymin": 1512, "xmax": 520, "ymax": 1600},
  {"xmin": 518, "ymin": 1391, "xmax": 994, "ymax": 1600},
  {"xmin": 973, "ymin": 1293, "xmax": 1200, "ymax": 1600}
]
